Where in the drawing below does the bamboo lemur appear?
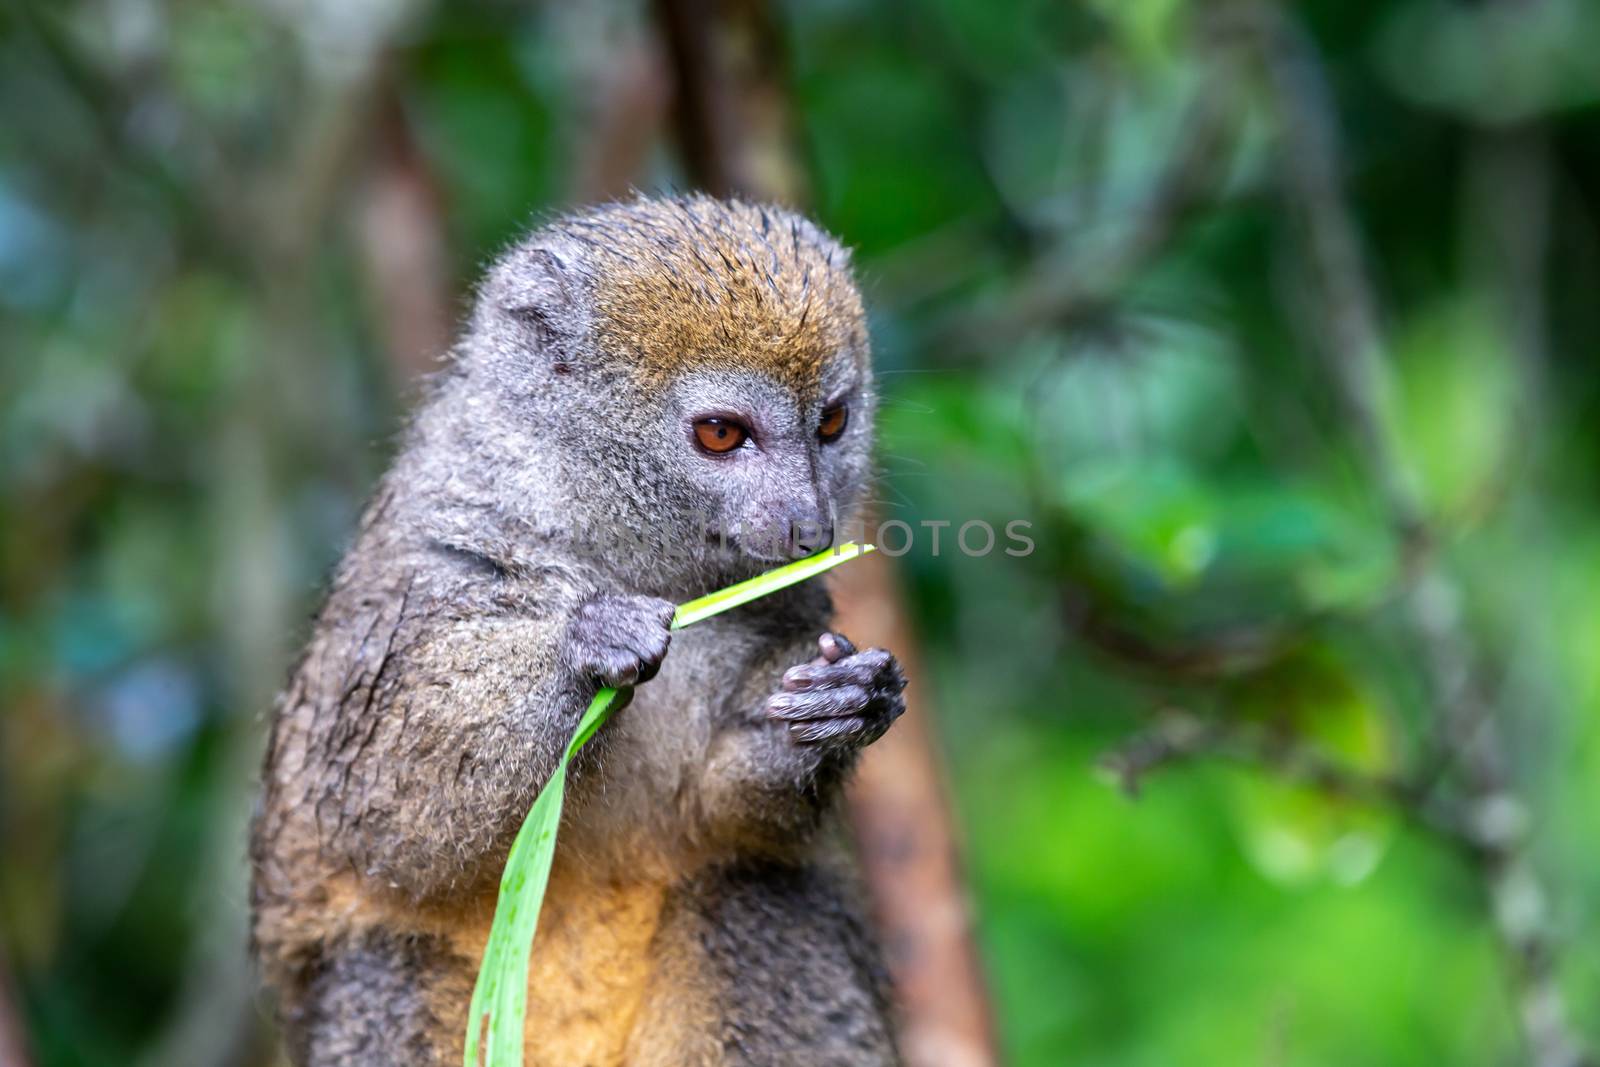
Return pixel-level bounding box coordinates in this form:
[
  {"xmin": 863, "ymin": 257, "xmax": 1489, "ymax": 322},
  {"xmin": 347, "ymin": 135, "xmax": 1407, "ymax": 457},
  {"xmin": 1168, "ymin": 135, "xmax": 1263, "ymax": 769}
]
[{"xmin": 250, "ymin": 196, "xmax": 908, "ymax": 1066}]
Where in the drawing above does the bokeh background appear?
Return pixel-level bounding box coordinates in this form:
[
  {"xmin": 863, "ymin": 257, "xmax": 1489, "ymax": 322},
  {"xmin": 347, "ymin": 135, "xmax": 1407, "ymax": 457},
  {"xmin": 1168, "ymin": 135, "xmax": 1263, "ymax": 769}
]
[{"xmin": 5, "ymin": 1, "xmax": 1600, "ymax": 1065}]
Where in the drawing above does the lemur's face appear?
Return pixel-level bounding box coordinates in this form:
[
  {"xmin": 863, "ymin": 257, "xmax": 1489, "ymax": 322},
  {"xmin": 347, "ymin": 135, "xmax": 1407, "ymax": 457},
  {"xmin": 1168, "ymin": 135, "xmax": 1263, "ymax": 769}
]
[
  {"xmin": 472, "ymin": 197, "xmax": 875, "ymax": 570},
  {"xmin": 574, "ymin": 198, "xmax": 874, "ymax": 565},
  {"xmin": 667, "ymin": 356, "xmax": 869, "ymax": 562}
]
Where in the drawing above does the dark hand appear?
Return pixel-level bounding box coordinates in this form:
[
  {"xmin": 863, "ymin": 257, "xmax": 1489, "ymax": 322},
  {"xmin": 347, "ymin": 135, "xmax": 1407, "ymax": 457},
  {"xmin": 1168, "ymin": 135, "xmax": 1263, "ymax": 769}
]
[
  {"xmin": 766, "ymin": 633, "xmax": 907, "ymax": 748},
  {"xmin": 567, "ymin": 595, "xmax": 675, "ymax": 688}
]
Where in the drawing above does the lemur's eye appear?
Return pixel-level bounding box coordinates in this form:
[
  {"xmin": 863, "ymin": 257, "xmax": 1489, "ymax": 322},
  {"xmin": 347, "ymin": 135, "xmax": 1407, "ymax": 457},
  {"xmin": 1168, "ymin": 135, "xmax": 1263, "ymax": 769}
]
[
  {"xmin": 818, "ymin": 404, "xmax": 849, "ymax": 443},
  {"xmin": 693, "ymin": 417, "xmax": 749, "ymax": 454}
]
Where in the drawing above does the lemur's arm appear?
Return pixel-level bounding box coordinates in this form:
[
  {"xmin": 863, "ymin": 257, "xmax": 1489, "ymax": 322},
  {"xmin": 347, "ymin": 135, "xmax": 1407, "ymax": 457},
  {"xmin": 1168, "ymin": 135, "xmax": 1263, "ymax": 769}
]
[
  {"xmin": 697, "ymin": 629, "xmax": 907, "ymax": 851},
  {"xmin": 293, "ymin": 553, "xmax": 674, "ymax": 900}
]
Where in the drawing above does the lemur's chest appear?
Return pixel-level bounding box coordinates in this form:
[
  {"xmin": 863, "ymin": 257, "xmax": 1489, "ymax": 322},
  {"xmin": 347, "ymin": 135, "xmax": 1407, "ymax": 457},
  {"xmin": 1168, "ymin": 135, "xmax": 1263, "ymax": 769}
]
[{"xmin": 451, "ymin": 874, "xmax": 669, "ymax": 1067}]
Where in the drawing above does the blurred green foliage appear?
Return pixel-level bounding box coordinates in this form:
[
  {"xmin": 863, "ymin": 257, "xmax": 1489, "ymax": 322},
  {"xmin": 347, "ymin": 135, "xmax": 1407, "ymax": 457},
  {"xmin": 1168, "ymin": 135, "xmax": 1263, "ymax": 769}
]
[{"xmin": 3, "ymin": 1, "xmax": 1600, "ymax": 1065}]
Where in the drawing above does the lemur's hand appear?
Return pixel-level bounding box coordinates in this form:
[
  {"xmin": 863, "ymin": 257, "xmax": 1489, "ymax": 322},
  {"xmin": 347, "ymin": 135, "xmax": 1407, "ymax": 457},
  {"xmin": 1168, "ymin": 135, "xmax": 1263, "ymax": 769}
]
[
  {"xmin": 766, "ymin": 633, "xmax": 907, "ymax": 748},
  {"xmin": 567, "ymin": 595, "xmax": 675, "ymax": 688}
]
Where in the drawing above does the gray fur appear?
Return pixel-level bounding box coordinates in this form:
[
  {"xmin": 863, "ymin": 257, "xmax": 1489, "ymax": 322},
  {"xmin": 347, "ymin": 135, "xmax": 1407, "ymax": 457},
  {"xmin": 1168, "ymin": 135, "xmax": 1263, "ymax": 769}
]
[{"xmin": 293, "ymin": 931, "xmax": 471, "ymax": 1067}]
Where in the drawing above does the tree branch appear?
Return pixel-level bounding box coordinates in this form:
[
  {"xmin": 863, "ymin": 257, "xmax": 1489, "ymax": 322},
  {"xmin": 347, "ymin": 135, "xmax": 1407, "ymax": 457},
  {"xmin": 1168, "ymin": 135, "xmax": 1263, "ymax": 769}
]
[
  {"xmin": 0, "ymin": 947, "xmax": 32, "ymax": 1067},
  {"xmin": 1099, "ymin": 709, "xmax": 1465, "ymax": 840},
  {"xmin": 1060, "ymin": 584, "xmax": 1302, "ymax": 681},
  {"xmin": 650, "ymin": 0, "xmax": 809, "ymax": 205},
  {"xmin": 356, "ymin": 81, "xmax": 456, "ymax": 383}
]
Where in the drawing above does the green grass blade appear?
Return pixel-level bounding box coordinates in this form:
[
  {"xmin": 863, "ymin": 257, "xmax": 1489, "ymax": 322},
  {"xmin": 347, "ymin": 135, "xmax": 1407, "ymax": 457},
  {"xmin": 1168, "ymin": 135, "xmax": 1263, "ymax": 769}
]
[
  {"xmin": 568, "ymin": 684, "xmax": 622, "ymax": 753},
  {"xmin": 463, "ymin": 685, "xmax": 624, "ymax": 1067},
  {"xmin": 463, "ymin": 542, "xmax": 874, "ymax": 1067},
  {"xmin": 462, "ymin": 759, "xmax": 570, "ymax": 1067},
  {"xmin": 671, "ymin": 542, "xmax": 874, "ymax": 629}
]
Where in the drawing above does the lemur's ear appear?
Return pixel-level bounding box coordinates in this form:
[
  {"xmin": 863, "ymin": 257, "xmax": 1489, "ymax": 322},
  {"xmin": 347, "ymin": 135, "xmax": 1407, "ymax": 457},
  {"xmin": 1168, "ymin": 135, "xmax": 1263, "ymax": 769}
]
[
  {"xmin": 501, "ymin": 248, "xmax": 572, "ymax": 322},
  {"xmin": 478, "ymin": 241, "xmax": 590, "ymax": 371}
]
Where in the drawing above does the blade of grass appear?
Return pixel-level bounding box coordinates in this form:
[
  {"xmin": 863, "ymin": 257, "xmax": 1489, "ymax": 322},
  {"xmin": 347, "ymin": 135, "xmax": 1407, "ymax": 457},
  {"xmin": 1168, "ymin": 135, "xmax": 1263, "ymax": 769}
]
[
  {"xmin": 670, "ymin": 542, "xmax": 874, "ymax": 629},
  {"xmin": 463, "ymin": 542, "xmax": 875, "ymax": 1067}
]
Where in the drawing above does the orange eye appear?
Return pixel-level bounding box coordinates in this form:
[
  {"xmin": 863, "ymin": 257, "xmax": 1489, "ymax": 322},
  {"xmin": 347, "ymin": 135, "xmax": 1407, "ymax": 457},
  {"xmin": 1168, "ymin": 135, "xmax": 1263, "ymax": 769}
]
[
  {"xmin": 818, "ymin": 404, "xmax": 849, "ymax": 443},
  {"xmin": 693, "ymin": 417, "xmax": 748, "ymax": 454}
]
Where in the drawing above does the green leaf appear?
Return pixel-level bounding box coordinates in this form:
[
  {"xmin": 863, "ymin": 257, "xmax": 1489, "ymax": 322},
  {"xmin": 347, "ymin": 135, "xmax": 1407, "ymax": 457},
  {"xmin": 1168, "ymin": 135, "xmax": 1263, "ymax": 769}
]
[{"xmin": 462, "ymin": 543, "xmax": 875, "ymax": 1067}]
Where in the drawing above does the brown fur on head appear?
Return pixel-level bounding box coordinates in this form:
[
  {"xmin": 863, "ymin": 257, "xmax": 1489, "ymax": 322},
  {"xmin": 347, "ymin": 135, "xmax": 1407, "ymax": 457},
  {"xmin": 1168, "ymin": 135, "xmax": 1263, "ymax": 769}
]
[{"xmin": 546, "ymin": 197, "xmax": 868, "ymax": 402}]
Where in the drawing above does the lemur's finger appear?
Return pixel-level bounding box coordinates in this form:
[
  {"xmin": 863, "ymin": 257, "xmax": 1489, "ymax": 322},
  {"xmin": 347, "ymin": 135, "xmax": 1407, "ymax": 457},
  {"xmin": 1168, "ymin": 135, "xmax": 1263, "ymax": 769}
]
[
  {"xmin": 767, "ymin": 684, "xmax": 871, "ymax": 722},
  {"xmin": 788, "ymin": 715, "xmax": 874, "ymax": 745},
  {"xmin": 817, "ymin": 631, "xmax": 856, "ymax": 663},
  {"xmin": 788, "ymin": 714, "xmax": 893, "ymax": 747},
  {"xmin": 595, "ymin": 628, "xmax": 671, "ymax": 665},
  {"xmin": 586, "ymin": 633, "xmax": 671, "ymax": 686},
  {"xmin": 782, "ymin": 650, "xmax": 891, "ymax": 692},
  {"xmin": 595, "ymin": 651, "xmax": 645, "ymax": 687}
]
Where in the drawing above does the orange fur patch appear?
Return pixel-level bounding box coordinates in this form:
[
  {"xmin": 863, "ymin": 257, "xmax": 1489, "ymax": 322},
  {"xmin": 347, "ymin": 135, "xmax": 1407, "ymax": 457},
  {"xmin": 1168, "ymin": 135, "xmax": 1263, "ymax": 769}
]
[
  {"xmin": 439, "ymin": 869, "xmax": 670, "ymax": 1067},
  {"xmin": 556, "ymin": 198, "xmax": 866, "ymax": 402},
  {"xmin": 294, "ymin": 870, "xmax": 675, "ymax": 1067}
]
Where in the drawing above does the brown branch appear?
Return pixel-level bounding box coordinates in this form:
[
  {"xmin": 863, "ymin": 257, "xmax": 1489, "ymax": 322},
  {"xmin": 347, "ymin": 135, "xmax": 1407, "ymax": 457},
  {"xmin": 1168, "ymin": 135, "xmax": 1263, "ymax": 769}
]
[
  {"xmin": 1253, "ymin": 11, "xmax": 1425, "ymax": 544},
  {"xmin": 1098, "ymin": 710, "xmax": 1462, "ymax": 836},
  {"xmin": 357, "ymin": 83, "xmax": 456, "ymax": 382},
  {"xmin": 650, "ymin": 0, "xmax": 809, "ymax": 205},
  {"xmin": 1061, "ymin": 585, "xmax": 1300, "ymax": 681},
  {"xmin": 10, "ymin": 0, "xmax": 251, "ymax": 274},
  {"xmin": 1466, "ymin": 123, "xmax": 1551, "ymax": 401},
  {"xmin": 0, "ymin": 947, "xmax": 32, "ymax": 1067},
  {"xmin": 1000, "ymin": 81, "xmax": 1234, "ymax": 332},
  {"xmin": 566, "ymin": 31, "xmax": 673, "ymax": 204}
]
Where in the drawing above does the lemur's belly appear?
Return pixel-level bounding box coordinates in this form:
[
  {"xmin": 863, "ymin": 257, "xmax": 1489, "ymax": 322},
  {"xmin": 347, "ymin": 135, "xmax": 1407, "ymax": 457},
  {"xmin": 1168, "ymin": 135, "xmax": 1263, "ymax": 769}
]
[{"xmin": 448, "ymin": 872, "xmax": 669, "ymax": 1067}]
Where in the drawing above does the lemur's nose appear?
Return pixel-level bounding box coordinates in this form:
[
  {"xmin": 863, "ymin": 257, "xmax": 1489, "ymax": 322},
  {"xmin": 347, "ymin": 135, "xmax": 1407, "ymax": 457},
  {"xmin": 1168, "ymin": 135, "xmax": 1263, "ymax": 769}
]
[{"xmin": 782, "ymin": 501, "xmax": 834, "ymax": 557}]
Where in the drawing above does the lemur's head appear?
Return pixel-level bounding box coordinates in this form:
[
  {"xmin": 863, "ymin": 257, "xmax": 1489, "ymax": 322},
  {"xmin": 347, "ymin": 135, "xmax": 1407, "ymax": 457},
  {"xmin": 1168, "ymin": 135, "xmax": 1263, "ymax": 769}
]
[{"xmin": 455, "ymin": 196, "xmax": 874, "ymax": 576}]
